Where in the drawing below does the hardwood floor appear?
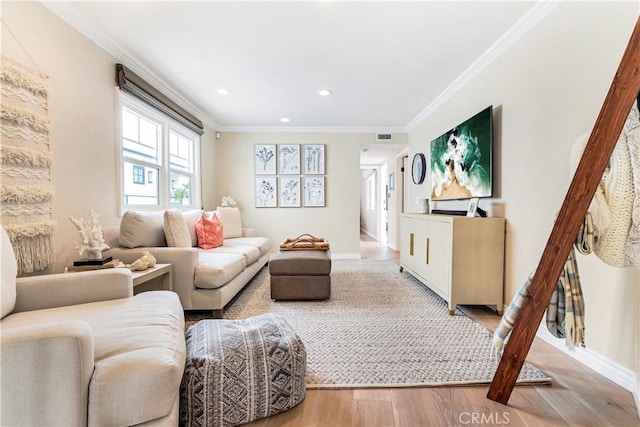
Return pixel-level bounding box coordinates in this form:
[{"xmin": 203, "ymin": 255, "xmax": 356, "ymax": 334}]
[{"xmin": 244, "ymin": 234, "xmax": 639, "ymax": 426}]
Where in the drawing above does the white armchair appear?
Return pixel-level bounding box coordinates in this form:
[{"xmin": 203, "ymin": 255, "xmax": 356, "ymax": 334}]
[{"xmin": 0, "ymin": 227, "xmax": 186, "ymax": 426}]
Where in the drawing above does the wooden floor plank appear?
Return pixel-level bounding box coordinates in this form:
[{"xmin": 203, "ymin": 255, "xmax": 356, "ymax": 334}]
[
  {"xmin": 508, "ymin": 387, "xmax": 570, "ymax": 427},
  {"xmin": 353, "ymin": 388, "xmax": 393, "ymax": 402},
  {"xmin": 457, "ymin": 387, "xmax": 527, "ymax": 426},
  {"xmin": 391, "ymin": 388, "xmax": 456, "ymax": 427},
  {"xmin": 352, "ymin": 398, "xmax": 396, "ymax": 427}
]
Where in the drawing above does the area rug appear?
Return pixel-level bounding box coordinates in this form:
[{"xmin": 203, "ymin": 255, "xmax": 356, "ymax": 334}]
[{"xmin": 187, "ymin": 259, "xmax": 551, "ymax": 389}]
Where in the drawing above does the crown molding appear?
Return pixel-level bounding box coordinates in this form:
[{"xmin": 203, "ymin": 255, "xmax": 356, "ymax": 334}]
[
  {"xmin": 216, "ymin": 125, "xmax": 407, "ymax": 134},
  {"xmin": 41, "ymin": 2, "xmax": 220, "ymax": 131},
  {"xmin": 405, "ymin": 0, "xmax": 560, "ymax": 132}
]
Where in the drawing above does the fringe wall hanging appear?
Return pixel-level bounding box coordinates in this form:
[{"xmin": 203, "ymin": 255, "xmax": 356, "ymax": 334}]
[{"xmin": 1, "ymin": 56, "xmax": 55, "ymax": 274}]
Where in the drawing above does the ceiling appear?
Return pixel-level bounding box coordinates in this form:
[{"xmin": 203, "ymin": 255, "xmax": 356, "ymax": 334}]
[{"xmin": 44, "ymin": 1, "xmax": 537, "ymax": 132}]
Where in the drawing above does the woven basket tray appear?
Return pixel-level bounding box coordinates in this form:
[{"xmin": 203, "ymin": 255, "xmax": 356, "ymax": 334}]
[{"xmin": 280, "ymin": 234, "xmax": 330, "ymax": 251}]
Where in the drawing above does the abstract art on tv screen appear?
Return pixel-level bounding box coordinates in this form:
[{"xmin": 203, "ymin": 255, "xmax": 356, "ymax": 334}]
[{"xmin": 430, "ymin": 106, "xmax": 493, "ymax": 201}]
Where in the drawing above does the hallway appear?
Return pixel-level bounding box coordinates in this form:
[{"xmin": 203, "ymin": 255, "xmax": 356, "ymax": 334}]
[{"xmin": 360, "ymin": 232, "xmax": 399, "ymax": 260}]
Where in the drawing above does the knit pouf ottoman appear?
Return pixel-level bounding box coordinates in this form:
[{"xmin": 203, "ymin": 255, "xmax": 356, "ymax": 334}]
[{"xmin": 180, "ymin": 313, "xmax": 307, "ymax": 427}]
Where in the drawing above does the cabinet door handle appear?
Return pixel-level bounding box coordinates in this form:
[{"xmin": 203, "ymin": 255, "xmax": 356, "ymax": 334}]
[
  {"xmin": 409, "ymin": 233, "xmax": 414, "ymax": 256},
  {"xmin": 426, "ymin": 238, "xmax": 430, "ymax": 264}
]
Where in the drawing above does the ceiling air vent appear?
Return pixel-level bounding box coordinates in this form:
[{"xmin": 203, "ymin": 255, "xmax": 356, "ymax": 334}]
[{"xmin": 376, "ymin": 133, "xmax": 393, "ymax": 141}]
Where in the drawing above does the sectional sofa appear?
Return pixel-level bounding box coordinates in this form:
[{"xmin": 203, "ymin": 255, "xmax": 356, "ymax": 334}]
[{"xmin": 104, "ymin": 208, "xmax": 272, "ymax": 317}]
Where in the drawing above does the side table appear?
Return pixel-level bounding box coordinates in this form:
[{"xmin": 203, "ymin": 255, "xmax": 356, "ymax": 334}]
[{"xmin": 131, "ymin": 263, "xmax": 173, "ymax": 291}]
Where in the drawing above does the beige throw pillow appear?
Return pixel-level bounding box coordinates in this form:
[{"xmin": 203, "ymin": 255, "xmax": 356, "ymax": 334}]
[
  {"xmin": 182, "ymin": 209, "xmax": 204, "ymax": 247},
  {"xmin": 119, "ymin": 210, "xmax": 167, "ymax": 248},
  {"xmin": 216, "ymin": 207, "xmax": 243, "ymax": 239},
  {"xmin": 163, "ymin": 209, "xmax": 192, "ymax": 247}
]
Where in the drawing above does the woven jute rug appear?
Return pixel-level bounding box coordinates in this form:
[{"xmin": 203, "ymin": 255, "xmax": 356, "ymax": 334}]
[{"xmin": 187, "ymin": 259, "xmax": 551, "ymax": 389}]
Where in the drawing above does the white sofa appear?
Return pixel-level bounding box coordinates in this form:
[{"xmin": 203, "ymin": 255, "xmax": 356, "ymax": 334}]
[
  {"xmin": 104, "ymin": 208, "xmax": 272, "ymax": 317},
  {"xmin": 0, "ymin": 226, "xmax": 186, "ymax": 426}
]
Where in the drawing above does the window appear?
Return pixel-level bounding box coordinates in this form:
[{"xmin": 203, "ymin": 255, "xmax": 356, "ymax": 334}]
[
  {"xmin": 119, "ymin": 92, "xmax": 200, "ymax": 211},
  {"xmin": 132, "ymin": 165, "xmax": 145, "ymax": 185}
]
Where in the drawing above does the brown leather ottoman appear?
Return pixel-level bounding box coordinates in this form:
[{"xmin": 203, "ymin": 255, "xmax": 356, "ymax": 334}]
[{"xmin": 269, "ymin": 250, "xmax": 331, "ymax": 300}]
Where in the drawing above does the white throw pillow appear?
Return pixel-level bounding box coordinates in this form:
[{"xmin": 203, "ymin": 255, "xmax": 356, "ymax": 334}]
[
  {"xmin": 163, "ymin": 209, "xmax": 192, "ymax": 248},
  {"xmin": 119, "ymin": 211, "xmax": 166, "ymax": 248},
  {"xmin": 216, "ymin": 207, "xmax": 243, "ymax": 239},
  {"xmin": 182, "ymin": 209, "xmax": 204, "ymax": 247}
]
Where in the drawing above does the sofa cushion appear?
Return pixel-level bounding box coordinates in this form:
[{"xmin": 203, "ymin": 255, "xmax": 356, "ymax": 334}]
[
  {"xmin": 1, "ymin": 227, "xmax": 17, "ymax": 319},
  {"xmin": 216, "ymin": 207, "xmax": 243, "ymax": 239},
  {"xmin": 119, "ymin": 211, "xmax": 166, "ymax": 248},
  {"xmin": 194, "ymin": 253, "xmax": 246, "ymax": 289},
  {"xmin": 196, "ymin": 213, "xmax": 224, "ymax": 249},
  {"xmin": 223, "ymin": 237, "xmax": 271, "ymax": 257},
  {"xmin": 182, "ymin": 209, "xmax": 204, "ymax": 247},
  {"xmin": 206, "ymin": 244, "xmax": 261, "ymax": 265},
  {"xmin": 164, "ymin": 209, "xmax": 192, "ymax": 248},
  {"xmin": 1, "ymin": 291, "xmax": 186, "ymax": 426}
]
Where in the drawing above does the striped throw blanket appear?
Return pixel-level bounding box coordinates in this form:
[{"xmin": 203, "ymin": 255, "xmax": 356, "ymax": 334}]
[
  {"xmin": 491, "ymin": 248, "xmax": 585, "ymax": 358},
  {"xmin": 546, "ymin": 248, "xmax": 585, "ymax": 349},
  {"xmin": 575, "ymin": 212, "xmax": 595, "ymax": 255}
]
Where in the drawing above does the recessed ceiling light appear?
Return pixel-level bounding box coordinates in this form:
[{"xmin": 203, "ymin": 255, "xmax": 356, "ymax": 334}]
[
  {"xmin": 280, "ymin": 117, "xmax": 291, "ymax": 123},
  {"xmin": 317, "ymin": 89, "xmax": 332, "ymax": 97},
  {"xmin": 217, "ymin": 88, "xmax": 230, "ymax": 95}
]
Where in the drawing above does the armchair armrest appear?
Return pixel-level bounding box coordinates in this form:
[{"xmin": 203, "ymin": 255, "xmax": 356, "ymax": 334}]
[
  {"xmin": 14, "ymin": 269, "xmax": 133, "ymax": 313},
  {"xmin": 1, "ymin": 321, "xmax": 94, "ymax": 426}
]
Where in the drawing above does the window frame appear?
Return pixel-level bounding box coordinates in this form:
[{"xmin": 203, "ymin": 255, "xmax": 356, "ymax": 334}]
[{"xmin": 117, "ymin": 91, "xmax": 201, "ymax": 214}]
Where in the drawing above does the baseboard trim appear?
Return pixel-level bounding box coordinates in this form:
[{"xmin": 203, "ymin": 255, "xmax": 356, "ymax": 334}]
[
  {"xmin": 331, "ymin": 253, "xmax": 361, "ymax": 260},
  {"xmin": 360, "ymin": 229, "xmax": 378, "ymax": 241},
  {"xmin": 536, "ymin": 325, "xmax": 636, "ymax": 391}
]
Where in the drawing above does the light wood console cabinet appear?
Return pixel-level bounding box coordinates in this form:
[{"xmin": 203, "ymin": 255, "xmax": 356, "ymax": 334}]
[{"xmin": 400, "ymin": 213, "xmax": 505, "ymax": 315}]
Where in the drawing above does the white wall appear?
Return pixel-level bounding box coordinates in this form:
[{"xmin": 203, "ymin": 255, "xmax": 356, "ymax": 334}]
[
  {"xmin": 208, "ymin": 132, "xmax": 367, "ymax": 257},
  {"xmin": 1, "ymin": 2, "xmax": 216, "ymax": 273},
  {"xmin": 408, "ymin": 2, "xmax": 638, "ymax": 373},
  {"xmin": 360, "ymin": 169, "xmax": 378, "ymax": 239}
]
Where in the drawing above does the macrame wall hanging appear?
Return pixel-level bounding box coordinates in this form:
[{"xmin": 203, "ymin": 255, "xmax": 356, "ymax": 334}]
[{"xmin": 0, "ymin": 54, "xmax": 56, "ymax": 274}]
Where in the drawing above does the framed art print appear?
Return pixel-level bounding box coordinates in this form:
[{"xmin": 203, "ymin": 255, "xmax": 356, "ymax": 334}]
[
  {"xmin": 278, "ymin": 144, "xmax": 300, "ymax": 174},
  {"xmin": 466, "ymin": 197, "xmax": 479, "ymax": 217},
  {"xmin": 279, "ymin": 177, "xmax": 300, "ymax": 207},
  {"xmin": 255, "ymin": 144, "xmax": 276, "ymax": 175},
  {"xmin": 303, "ymin": 176, "xmax": 325, "ymax": 207},
  {"xmin": 255, "ymin": 176, "xmax": 277, "ymax": 207},
  {"xmin": 303, "ymin": 144, "xmax": 325, "ymax": 174}
]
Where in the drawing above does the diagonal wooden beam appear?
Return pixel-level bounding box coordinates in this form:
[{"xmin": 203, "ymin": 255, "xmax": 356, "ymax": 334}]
[{"xmin": 487, "ymin": 16, "xmax": 640, "ymax": 405}]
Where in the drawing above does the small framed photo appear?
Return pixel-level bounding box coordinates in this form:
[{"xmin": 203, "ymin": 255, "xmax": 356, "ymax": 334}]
[
  {"xmin": 303, "ymin": 176, "xmax": 325, "ymax": 207},
  {"xmin": 279, "ymin": 177, "xmax": 301, "ymax": 207},
  {"xmin": 255, "ymin": 144, "xmax": 276, "ymax": 175},
  {"xmin": 255, "ymin": 176, "xmax": 277, "ymax": 207},
  {"xmin": 303, "ymin": 144, "xmax": 325, "ymax": 174},
  {"xmin": 278, "ymin": 144, "xmax": 300, "ymax": 174},
  {"xmin": 466, "ymin": 197, "xmax": 479, "ymax": 217}
]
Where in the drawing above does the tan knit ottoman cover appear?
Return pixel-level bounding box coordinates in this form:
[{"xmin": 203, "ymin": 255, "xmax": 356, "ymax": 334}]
[{"xmin": 180, "ymin": 314, "xmax": 307, "ymax": 427}]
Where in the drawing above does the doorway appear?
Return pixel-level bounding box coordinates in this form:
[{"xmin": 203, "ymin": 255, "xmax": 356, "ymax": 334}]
[{"xmin": 359, "ymin": 143, "xmax": 407, "ymax": 253}]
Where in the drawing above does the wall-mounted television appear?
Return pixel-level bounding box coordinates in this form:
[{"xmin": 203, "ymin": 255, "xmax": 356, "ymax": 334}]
[{"xmin": 430, "ymin": 106, "xmax": 493, "ymax": 201}]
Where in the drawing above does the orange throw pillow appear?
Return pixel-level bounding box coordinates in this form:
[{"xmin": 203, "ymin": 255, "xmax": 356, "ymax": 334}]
[{"xmin": 195, "ymin": 213, "xmax": 224, "ymax": 249}]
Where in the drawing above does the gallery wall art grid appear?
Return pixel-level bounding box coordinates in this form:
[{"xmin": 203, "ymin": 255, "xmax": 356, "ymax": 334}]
[{"xmin": 254, "ymin": 144, "xmax": 325, "ymax": 207}]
